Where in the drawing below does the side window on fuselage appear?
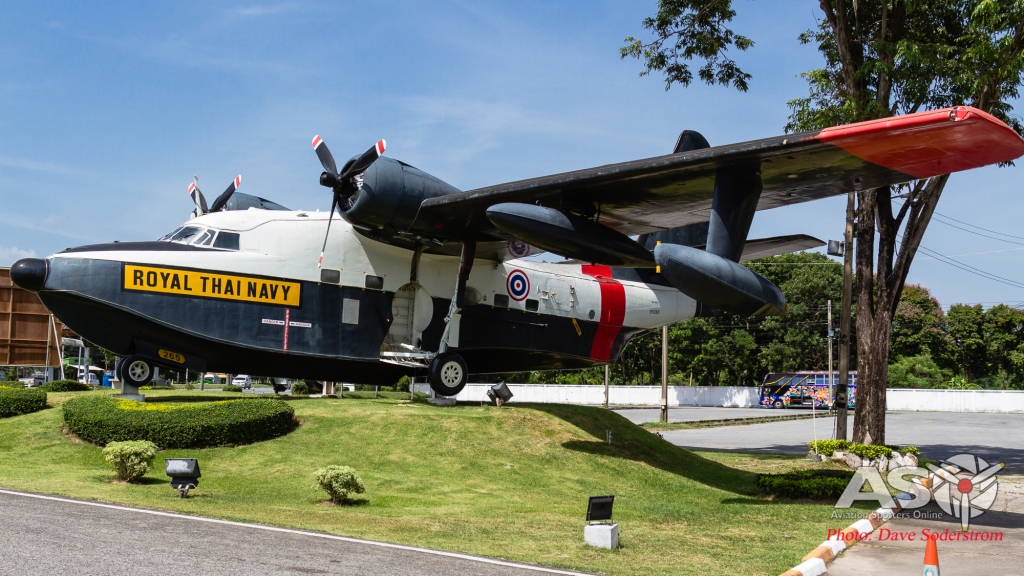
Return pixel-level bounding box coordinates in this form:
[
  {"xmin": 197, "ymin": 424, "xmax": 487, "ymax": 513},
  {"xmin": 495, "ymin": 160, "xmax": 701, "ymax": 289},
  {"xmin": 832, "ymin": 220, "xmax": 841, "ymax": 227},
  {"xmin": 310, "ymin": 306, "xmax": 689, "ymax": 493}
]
[{"xmin": 214, "ymin": 232, "xmax": 240, "ymax": 250}]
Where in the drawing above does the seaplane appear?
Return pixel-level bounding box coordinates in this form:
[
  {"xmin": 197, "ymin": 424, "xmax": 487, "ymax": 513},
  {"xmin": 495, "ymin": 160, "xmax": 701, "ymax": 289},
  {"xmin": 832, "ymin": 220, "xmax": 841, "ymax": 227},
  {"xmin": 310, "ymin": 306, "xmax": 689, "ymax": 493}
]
[{"xmin": 11, "ymin": 106, "xmax": 1024, "ymax": 396}]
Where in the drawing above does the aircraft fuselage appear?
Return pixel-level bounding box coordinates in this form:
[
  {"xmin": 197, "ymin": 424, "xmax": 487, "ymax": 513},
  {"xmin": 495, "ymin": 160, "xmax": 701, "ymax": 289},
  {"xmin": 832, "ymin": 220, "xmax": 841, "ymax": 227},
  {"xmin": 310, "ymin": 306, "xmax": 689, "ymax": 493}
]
[{"xmin": 31, "ymin": 209, "xmax": 697, "ymax": 383}]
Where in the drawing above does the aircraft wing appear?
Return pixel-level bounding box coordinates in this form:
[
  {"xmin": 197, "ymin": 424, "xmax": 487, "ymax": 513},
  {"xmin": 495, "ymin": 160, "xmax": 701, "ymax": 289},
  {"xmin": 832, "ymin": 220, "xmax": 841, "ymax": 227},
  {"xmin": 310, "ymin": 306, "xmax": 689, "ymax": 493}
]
[{"xmin": 419, "ymin": 107, "xmax": 1024, "ymax": 238}]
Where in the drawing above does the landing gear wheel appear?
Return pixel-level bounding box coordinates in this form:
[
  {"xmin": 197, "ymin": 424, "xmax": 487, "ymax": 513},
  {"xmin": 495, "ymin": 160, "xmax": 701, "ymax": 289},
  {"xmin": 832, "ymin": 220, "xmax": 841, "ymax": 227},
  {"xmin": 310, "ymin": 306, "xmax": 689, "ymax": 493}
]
[
  {"xmin": 118, "ymin": 356, "xmax": 155, "ymax": 388},
  {"xmin": 428, "ymin": 353, "xmax": 468, "ymax": 397}
]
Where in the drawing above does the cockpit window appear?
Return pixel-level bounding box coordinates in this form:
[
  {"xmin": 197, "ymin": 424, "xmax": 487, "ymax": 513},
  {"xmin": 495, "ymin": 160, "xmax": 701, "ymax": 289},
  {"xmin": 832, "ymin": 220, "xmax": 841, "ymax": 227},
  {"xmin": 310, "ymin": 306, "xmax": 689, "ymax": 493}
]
[
  {"xmin": 193, "ymin": 229, "xmax": 216, "ymax": 246},
  {"xmin": 213, "ymin": 232, "xmax": 240, "ymax": 250},
  {"xmin": 158, "ymin": 226, "xmax": 240, "ymax": 251},
  {"xmin": 169, "ymin": 226, "xmax": 203, "ymax": 244}
]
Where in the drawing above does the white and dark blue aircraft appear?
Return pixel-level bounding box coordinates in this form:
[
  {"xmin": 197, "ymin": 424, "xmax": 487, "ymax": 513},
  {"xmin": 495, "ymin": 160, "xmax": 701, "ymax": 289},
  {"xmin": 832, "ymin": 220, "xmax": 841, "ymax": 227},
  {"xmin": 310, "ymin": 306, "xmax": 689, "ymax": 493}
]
[{"xmin": 11, "ymin": 106, "xmax": 1024, "ymax": 396}]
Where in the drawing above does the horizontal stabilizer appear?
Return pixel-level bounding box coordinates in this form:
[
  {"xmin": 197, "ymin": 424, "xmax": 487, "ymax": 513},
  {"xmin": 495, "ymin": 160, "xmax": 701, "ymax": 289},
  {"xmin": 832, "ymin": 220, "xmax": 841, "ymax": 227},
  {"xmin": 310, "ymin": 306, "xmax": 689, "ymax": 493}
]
[{"xmin": 696, "ymin": 234, "xmax": 825, "ymax": 262}]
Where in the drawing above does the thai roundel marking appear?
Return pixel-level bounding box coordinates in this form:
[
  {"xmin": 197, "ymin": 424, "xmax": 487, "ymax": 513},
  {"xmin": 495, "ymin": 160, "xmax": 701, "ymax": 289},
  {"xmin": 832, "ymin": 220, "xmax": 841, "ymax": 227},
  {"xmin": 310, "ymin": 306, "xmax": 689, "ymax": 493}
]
[
  {"xmin": 507, "ymin": 239, "xmax": 531, "ymax": 259},
  {"xmin": 506, "ymin": 269, "xmax": 530, "ymax": 301}
]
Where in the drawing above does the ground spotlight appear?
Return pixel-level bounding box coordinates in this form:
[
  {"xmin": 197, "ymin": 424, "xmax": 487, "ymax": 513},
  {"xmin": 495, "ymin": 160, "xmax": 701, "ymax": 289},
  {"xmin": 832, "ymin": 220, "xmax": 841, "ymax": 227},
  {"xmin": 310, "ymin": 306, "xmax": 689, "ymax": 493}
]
[
  {"xmin": 166, "ymin": 458, "xmax": 201, "ymax": 498},
  {"xmin": 584, "ymin": 495, "xmax": 618, "ymax": 549}
]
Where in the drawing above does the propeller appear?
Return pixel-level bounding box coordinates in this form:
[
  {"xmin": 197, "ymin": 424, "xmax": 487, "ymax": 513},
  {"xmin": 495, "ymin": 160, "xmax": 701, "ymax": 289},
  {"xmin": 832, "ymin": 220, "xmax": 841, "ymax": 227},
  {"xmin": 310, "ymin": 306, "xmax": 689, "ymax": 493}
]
[
  {"xmin": 188, "ymin": 179, "xmax": 209, "ymax": 218},
  {"xmin": 208, "ymin": 174, "xmax": 243, "ymax": 213},
  {"xmin": 311, "ymin": 135, "xmax": 386, "ymax": 267}
]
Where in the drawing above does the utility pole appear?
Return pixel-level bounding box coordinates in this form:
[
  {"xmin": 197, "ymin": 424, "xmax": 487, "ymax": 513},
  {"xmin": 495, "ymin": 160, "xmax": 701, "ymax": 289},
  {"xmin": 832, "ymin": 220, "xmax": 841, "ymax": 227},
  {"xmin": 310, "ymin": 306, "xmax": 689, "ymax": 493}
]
[
  {"xmin": 604, "ymin": 364, "xmax": 609, "ymax": 409},
  {"xmin": 660, "ymin": 325, "xmax": 669, "ymax": 423},
  {"xmin": 827, "ymin": 300, "xmax": 834, "ymax": 413},
  {"xmin": 836, "ymin": 192, "xmax": 855, "ymax": 440}
]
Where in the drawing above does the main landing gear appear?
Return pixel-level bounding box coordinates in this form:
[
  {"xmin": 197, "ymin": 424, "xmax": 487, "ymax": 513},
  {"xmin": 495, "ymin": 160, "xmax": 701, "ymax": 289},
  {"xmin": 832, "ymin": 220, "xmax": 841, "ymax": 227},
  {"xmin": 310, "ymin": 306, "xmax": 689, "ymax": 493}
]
[{"xmin": 428, "ymin": 352, "xmax": 468, "ymax": 396}]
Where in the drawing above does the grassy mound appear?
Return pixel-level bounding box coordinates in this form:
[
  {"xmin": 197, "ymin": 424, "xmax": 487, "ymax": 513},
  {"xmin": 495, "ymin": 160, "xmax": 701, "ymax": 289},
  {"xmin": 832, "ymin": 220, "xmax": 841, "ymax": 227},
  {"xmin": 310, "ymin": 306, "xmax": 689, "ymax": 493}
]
[
  {"xmin": 62, "ymin": 396, "xmax": 296, "ymax": 448},
  {"xmin": 0, "ymin": 386, "xmax": 48, "ymax": 418},
  {"xmin": 0, "ymin": 391, "xmax": 843, "ymax": 576}
]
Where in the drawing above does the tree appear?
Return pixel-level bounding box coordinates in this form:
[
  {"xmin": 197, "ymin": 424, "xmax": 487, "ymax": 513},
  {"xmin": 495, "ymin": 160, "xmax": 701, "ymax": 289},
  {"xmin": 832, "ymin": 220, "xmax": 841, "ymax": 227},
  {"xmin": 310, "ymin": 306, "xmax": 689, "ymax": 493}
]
[
  {"xmin": 890, "ymin": 284, "xmax": 951, "ymax": 364},
  {"xmin": 623, "ymin": 0, "xmax": 1024, "ymax": 444}
]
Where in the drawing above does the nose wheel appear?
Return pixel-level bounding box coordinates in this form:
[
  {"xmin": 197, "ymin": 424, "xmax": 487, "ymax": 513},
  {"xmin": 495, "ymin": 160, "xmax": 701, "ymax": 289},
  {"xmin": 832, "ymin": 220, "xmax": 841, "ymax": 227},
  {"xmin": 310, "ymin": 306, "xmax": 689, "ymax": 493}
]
[
  {"xmin": 118, "ymin": 356, "xmax": 155, "ymax": 388},
  {"xmin": 428, "ymin": 353, "xmax": 468, "ymax": 397}
]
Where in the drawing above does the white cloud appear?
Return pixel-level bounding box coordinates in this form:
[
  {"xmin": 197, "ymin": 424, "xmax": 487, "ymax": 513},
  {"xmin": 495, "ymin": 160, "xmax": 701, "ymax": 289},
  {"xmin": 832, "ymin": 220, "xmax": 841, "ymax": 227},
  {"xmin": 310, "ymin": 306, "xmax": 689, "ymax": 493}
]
[{"xmin": 0, "ymin": 246, "xmax": 37, "ymax": 267}]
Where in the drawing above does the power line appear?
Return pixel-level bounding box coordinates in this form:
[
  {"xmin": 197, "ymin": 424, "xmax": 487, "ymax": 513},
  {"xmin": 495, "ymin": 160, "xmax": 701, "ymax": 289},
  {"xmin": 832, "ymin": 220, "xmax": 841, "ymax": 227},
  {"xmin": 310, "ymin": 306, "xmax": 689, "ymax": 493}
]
[
  {"xmin": 931, "ymin": 216, "xmax": 1024, "ymax": 245},
  {"xmin": 932, "ymin": 211, "xmax": 1024, "ymax": 241},
  {"xmin": 914, "ymin": 242, "xmax": 1024, "ymax": 290}
]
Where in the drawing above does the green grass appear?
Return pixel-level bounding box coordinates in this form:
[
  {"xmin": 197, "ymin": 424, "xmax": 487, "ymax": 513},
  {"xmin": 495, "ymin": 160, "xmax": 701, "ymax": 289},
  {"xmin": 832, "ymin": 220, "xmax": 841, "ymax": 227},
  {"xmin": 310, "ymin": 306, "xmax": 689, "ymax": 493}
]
[{"xmin": 0, "ymin": 390, "xmax": 842, "ymax": 576}]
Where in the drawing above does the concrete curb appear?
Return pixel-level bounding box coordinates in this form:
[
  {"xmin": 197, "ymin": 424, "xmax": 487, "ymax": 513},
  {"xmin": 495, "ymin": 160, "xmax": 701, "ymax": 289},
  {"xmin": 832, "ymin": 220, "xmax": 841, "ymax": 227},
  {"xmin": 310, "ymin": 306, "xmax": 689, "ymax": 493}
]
[{"xmin": 778, "ymin": 476, "xmax": 933, "ymax": 576}]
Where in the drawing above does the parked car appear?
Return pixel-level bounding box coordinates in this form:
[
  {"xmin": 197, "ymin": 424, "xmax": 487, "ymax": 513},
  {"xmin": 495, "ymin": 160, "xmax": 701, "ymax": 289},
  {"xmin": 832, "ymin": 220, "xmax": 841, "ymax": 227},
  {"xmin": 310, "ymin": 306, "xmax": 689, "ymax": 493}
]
[
  {"xmin": 79, "ymin": 374, "xmax": 100, "ymax": 386},
  {"xmin": 18, "ymin": 375, "xmax": 44, "ymax": 387},
  {"xmin": 232, "ymin": 375, "xmax": 252, "ymax": 389}
]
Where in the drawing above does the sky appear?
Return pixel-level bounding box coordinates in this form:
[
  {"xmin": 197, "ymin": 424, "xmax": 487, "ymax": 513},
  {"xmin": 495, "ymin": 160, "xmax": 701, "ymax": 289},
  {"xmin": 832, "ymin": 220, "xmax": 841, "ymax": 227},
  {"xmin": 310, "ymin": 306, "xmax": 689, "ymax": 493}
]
[{"xmin": 1, "ymin": 1, "xmax": 1022, "ymax": 309}]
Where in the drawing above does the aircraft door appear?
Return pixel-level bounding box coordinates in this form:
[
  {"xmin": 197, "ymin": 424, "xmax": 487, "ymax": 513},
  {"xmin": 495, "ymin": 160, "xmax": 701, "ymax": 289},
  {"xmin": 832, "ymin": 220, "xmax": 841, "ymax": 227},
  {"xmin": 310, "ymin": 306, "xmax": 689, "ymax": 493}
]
[
  {"xmin": 541, "ymin": 279, "xmax": 572, "ymax": 312},
  {"xmin": 386, "ymin": 282, "xmax": 433, "ymax": 350}
]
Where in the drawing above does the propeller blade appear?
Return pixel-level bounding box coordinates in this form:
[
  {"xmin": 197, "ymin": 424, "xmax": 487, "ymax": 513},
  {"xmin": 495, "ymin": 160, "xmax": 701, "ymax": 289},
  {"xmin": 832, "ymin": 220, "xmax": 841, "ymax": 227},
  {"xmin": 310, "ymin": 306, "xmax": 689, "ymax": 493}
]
[
  {"xmin": 209, "ymin": 175, "xmax": 242, "ymax": 213},
  {"xmin": 188, "ymin": 182, "xmax": 209, "ymax": 215},
  {"xmin": 312, "ymin": 135, "xmax": 338, "ymax": 175},
  {"xmin": 318, "ymin": 192, "xmax": 340, "ymax": 269},
  {"xmin": 339, "ymin": 139, "xmax": 386, "ymax": 180}
]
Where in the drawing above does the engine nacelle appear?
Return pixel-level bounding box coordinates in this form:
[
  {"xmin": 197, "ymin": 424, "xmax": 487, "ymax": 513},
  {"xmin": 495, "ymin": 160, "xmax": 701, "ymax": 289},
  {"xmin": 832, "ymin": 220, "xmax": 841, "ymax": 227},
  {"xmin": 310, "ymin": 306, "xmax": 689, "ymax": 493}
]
[
  {"xmin": 654, "ymin": 243, "xmax": 786, "ymax": 316},
  {"xmin": 340, "ymin": 157, "xmax": 461, "ymax": 232},
  {"xmin": 486, "ymin": 203, "xmax": 655, "ymax": 267}
]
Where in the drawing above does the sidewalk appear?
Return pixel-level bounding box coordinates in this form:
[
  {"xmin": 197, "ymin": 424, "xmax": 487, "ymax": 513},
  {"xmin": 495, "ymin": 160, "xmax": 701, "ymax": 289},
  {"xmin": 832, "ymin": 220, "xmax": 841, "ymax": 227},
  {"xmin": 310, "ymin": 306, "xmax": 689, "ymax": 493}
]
[{"xmin": 827, "ymin": 476, "xmax": 1024, "ymax": 575}]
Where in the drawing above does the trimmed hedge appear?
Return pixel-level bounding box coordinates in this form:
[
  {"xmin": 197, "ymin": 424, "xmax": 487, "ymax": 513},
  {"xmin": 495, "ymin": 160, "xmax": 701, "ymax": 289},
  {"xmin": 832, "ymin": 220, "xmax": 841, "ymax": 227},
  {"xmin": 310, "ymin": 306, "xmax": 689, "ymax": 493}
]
[
  {"xmin": 808, "ymin": 440, "xmax": 920, "ymax": 459},
  {"xmin": 42, "ymin": 379, "xmax": 92, "ymax": 392},
  {"xmin": 63, "ymin": 396, "xmax": 296, "ymax": 448},
  {"xmin": 0, "ymin": 387, "xmax": 49, "ymax": 418},
  {"xmin": 756, "ymin": 469, "xmax": 855, "ymax": 501},
  {"xmin": 222, "ymin": 385, "xmax": 244, "ymax": 393}
]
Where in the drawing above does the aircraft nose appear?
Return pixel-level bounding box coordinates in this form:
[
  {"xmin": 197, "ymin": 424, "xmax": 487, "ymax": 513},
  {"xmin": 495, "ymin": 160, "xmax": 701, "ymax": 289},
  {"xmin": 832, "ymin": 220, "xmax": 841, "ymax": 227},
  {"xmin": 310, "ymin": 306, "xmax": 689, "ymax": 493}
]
[{"xmin": 10, "ymin": 258, "xmax": 48, "ymax": 292}]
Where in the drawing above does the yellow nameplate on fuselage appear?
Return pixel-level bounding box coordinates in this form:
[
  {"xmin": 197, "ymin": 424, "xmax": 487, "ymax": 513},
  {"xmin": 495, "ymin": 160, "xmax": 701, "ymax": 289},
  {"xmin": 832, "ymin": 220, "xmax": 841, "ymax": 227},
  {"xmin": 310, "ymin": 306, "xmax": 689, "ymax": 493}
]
[{"xmin": 123, "ymin": 264, "xmax": 301, "ymax": 307}]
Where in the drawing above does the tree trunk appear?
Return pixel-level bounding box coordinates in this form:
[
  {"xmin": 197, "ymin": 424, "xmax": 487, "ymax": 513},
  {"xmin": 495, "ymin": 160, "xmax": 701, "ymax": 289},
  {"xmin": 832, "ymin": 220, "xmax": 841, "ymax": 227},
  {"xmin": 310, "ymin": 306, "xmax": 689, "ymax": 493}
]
[{"xmin": 851, "ymin": 176, "xmax": 949, "ymax": 445}]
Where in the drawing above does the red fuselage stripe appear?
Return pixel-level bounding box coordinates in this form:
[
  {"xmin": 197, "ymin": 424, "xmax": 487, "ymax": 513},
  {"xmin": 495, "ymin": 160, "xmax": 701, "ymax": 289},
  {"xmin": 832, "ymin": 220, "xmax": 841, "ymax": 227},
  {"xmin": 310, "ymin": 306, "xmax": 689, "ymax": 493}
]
[{"xmin": 581, "ymin": 265, "xmax": 625, "ymax": 362}]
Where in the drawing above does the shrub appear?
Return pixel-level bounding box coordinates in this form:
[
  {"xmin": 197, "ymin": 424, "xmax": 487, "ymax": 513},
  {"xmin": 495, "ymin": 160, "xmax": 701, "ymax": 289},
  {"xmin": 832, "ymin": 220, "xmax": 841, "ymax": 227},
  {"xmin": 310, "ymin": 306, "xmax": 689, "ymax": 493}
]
[
  {"xmin": 103, "ymin": 440, "xmax": 158, "ymax": 482},
  {"xmin": 291, "ymin": 382, "xmax": 309, "ymax": 395},
  {"xmin": 396, "ymin": 375, "xmax": 411, "ymax": 392},
  {"xmin": 849, "ymin": 444, "xmax": 897, "ymax": 461},
  {"xmin": 222, "ymin": 385, "xmax": 244, "ymax": 392},
  {"xmin": 314, "ymin": 465, "xmax": 365, "ymax": 504},
  {"xmin": 902, "ymin": 446, "xmax": 921, "ymax": 457},
  {"xmin": 756, "ymin": 469, "xmax": 854, "ymax": 500},
  {"xmin": 42, "ymin": 379, "xmax": 92, "ymax": 392},
  {"xmin": 183, "ymin": 382, "xmax": 196, "ymax": 390},
  {"xmin": 0, "ymin": 387, "xmax": 48, "ymax": 418},
  {"xmin": 0, "ymin": 381, "xmax": 23, "ymax": 389},
  {"xmin": 888, "ymin": 354, "xmax": 951, "ymax": 388},
  {"xmin": 807, "ymin": 439, "xmax": 851, "ymax": 455},
  {"xmin": 63, "ymin": 396, "xmax": 296, "ymax": 448}
]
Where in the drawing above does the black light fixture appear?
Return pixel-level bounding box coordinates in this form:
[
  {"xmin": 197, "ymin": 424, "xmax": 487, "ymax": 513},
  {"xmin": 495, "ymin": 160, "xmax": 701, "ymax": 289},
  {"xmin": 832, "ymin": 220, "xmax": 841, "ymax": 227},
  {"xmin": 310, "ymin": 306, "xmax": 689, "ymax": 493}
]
[
  {"xmin": 166, "ymin": 458, "xmax": 201, "ymax": 498},
  {"xmin": 486, "ymin": 382, "xmax": 513, "ymax": 406},
  {"xmin": 586, "ymin": 495, "xmax": 614, "ymax": 523}
]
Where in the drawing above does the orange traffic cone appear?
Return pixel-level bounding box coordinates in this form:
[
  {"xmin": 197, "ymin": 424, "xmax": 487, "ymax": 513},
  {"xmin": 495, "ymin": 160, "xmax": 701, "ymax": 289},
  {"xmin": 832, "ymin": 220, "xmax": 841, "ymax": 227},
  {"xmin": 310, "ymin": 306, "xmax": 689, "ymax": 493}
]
[{"xmin": 922, "ymin": 535, "xmax": 939, "ymax": 576}]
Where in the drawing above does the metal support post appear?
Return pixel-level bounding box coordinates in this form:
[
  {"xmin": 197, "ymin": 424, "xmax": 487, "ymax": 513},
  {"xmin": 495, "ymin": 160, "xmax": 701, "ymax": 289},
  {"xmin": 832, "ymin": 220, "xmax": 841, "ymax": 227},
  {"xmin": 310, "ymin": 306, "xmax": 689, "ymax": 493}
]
[
  {"xmin": 604, "ymin": 364, "xmax": 609, "ymax": 409},
  {"xmin": 836, "ymin": 192, "xmax": 854, "ymax": 440},
  {"xmin": 660, "ymin": 325, "xmax": 668, "ymax": 423}
]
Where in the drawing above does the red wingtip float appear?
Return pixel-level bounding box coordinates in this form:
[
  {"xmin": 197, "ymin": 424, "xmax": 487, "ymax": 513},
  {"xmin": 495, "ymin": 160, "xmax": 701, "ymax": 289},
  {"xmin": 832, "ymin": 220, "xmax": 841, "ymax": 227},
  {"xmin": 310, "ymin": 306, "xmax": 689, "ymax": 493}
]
[{"xmin": 817, "ymin": 106, "xmax": 1024, "ymax": 179}]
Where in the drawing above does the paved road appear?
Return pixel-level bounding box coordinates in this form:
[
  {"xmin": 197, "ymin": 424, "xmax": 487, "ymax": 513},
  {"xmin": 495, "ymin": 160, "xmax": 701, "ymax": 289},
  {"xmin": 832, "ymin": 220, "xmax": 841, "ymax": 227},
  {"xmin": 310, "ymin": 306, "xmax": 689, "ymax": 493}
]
[
  {"xmin": 628, "ymin": 410, "xmax": 1024, "ymax": 473},
  {"xmin": 0, "ymin": 490, "xmax": 584, "ymax": 576},
  {"xmin": 615, "ymin": 406, "xmax": 777, "ymax": 423},
  {"xmin": 828, "ymin": 476, "xmax": 1024, "ymax": 575}
]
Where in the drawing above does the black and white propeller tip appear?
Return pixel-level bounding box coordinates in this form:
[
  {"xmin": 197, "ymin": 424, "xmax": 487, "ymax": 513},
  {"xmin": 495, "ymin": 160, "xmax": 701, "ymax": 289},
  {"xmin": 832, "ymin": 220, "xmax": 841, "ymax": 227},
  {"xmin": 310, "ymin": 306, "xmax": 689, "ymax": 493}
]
[{"xmin": 204, "ymin": 174, "xmax": 243, "ymax": 214}]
